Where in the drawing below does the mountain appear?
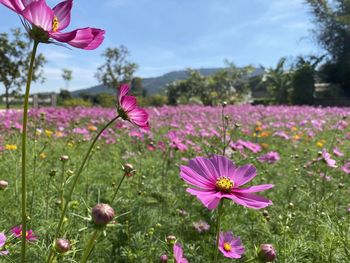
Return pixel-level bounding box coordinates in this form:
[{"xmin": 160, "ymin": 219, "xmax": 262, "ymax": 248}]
[{"xmin": 71, "ymin": 67, "xmax": 263, "ymax": 97}]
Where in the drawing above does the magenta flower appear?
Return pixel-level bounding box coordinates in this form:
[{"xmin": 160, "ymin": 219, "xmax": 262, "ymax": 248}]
[
  {"xmin": 180, "ymin": 155, "xmax": 273, "ymax": 210},
  {"xmin": 0, "ymin": 0, "xmax": 105, "ymax": 49},
  {"xmin": 117, "ymin": 84, "xmax": 149, "ymax": 130},
  {"xmin": 11, "ymin": 225, "xmax": 38, "ymax": 241},
  {"xmin": 333, "ymin": 147, "xmax": 344, "ymax": 157},
  {"xmin": 341, "ymin": 162, "xmax": 350, "ymax": 174},
  {"xmin": 258, "ymin": 151, "xmax": 280, "ymax": 164},
  {"xmin": 322, "ymin": 149, "xmax": 337, "ymax": 168},
  {"xmin": 218, "ymin": 231, "xmax": 245, "ymax": 259},
  {"xmin": 173, "ymin": 242, "xmax": 188, "ymax": 263},
  {"xmin": 0, "ymin": 233, "xmax": 9, "ymax": 256}
]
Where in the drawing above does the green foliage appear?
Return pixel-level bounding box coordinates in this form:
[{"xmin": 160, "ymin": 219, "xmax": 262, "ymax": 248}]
[
  {"xmin": 131, "ymin": 77, "xmax": 147, "ymax": 97},
  {"xmin": 57, "ymin": 89, "xmax": 72, "ymax": 105},
  {"xmin": 138, "ymin": 95, "xmax": 168, "ymax": 107},
  {"xmin": 96, "ymin": 93, "xmax": 116, "ymax": 107},
  {"xmin": 165, "ymin": 63, "xmax": 254, "ymax": 105},
  {"xmin": 61, "ymin": 68, "xmax": 73, "ymax": 90},
  {"xmin": 306, "ymin": 0, "xmax": 350, "ymax": 96},
  {"xmin": 0, "ymin": 28, "xmax": 46, "ymax": 109},
  {"xmin": 262, "ymin": 57, "xmax": 292, "ymax": 104},
  {"xmin": 95, "ymin": 46, "xmax": 138, "ymax": 90},
  {"xmin": 61, "ymin": 98, "xmax": 92, "ymax": 107}
]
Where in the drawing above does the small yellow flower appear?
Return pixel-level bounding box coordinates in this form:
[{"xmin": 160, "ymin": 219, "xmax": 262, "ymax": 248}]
[
  {"xmin": 39, "ymin": 153, "xmax": 47, "ymax": 159},
  {"xmin": 5, "ymin": 144, "xmax": 17, "ymax": 150},
  {"xmin": 316, "ymin": 141, "xmax": 324, "ymax": 148},
  {"xmin": 45, "ymin": 130, "xmax": 53, "ymax": 137},
  {"xmin": 67, "ymin": 142, "xmax": 74, "ymax": 148},
  {"xmin": 291, "ymin": 127, "xmax": 298, "ymax": 131}
]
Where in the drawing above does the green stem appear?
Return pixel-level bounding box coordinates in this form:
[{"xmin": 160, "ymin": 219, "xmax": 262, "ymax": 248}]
[
  {"xmin": 80, "ymin": 229, "xmax": 100, "ymax": 263},
  {"xmin": 47, "ymin": 115, "xmax": 119, "ymax": 262},
  {"xmin": 111, "ymin": 173, "xmax": 127, "ymax": 203},
  {"xmin": 60, "ymin": 162, "xmax": 66, "ymax": 211},
  {"xmin": 214, "ymin": 200, "xmax": 224, "ymax": 263},
  {"xmin": 21, "ymin": 40, "xmax": 39, "ymax": 263}
]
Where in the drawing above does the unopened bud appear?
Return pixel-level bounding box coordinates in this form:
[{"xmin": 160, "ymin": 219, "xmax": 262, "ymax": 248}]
[
  {"xmin": 0, "ymin": 180, "xmax": 8, "ymax": 190},
  {"xmin": 123, "ymin": 163, "xmax": 136, "ymax": 177},
  {"xmin": 60, "ymin": 155, "xmax": 69, "ymax": 162},
  {"xmin": 159, "ymin": 254, "xmax": 168, "ymax": 262},
  {"xmin": 55, "ymin": 238, "xmax": 71, "ymax": 253},
  {"xmin": 259, "ymin": 244, "xmax": 277, "ymax": 262},
  {"xmin": 166, "ymin": 235, "xmax": 176, "ymax": 244},
  {"xmin": 92, "ymin": 203, "xmax": 115, "ymax": 226}
]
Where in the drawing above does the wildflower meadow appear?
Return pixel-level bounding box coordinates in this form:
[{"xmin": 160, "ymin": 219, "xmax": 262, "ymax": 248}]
[{"xmin": 1, "ymin": 0, "xmax": 350, "ymax": 262}]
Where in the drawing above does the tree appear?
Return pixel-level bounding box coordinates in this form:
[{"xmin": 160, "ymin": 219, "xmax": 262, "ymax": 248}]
[
  {"xmin": 95, "ymin": 46, "xmax": 138, "ymax": 93},
  {"xmin": 131, "ymin": 77, "xmax": 147, "ymax": 97},
  {"xmin": 291, "ymin": 55, "xmax": 325, "ymax": 105},
  {"xmin": 0, "ymin": 28, "xmax": 46, "ymax": 109},
  {"xmin": 306, "ymin": 0, "xmax": 350, "ymax": 95},
  {"xmin": 262, "ymin": 58, "xmax": 292, "ymax": 104},
  {"xmin": 61, "ymin": 68, "xmax": 73, "ymax": 90}
]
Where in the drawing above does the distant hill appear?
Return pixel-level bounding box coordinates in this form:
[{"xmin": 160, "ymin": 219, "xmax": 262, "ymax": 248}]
[{"xmin": 71, "ymin": 67, "xmax": 263, "ymax": 97}]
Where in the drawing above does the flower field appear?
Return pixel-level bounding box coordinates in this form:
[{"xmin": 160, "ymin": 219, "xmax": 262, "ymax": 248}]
[{"xmin": 1, "ymin": 104, "xmax": 350, "ymax": 262}]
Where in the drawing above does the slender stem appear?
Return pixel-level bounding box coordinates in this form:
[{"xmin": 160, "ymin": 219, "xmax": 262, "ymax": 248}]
[
  {"xmin": 21, "ymin": 40, "xmax": 39, "ymax": 263},
  {"xmin": 80, "ymin": 229, "xmax": 100, "ymax": 263},
  {"xmin": 214, "ymin": 200, "xmax": 224, "ymax": 263},
  {"xmin": 111, "ymin": 173, "xmax": 126, "ymax": 203},
  {"xmin": 60, "ymin": 162, "xmax": 66, "ymax": 211},
  {"xmin": 47, "ymin": 115, "xmax": 119, "ymax": 262}
]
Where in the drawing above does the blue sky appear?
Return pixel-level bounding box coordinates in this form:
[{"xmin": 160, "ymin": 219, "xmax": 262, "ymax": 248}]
[{"xmin": 0, "ymin": 0, "xmax": 321, "ymax": 93}]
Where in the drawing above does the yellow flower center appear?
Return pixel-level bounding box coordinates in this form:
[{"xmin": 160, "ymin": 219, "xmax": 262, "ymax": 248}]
[
  {"xmin": 216, "ymin": 176, "xmax": 234, "ymax": 193},
  {"xmin": 223, "ymin": 242, "xmax": 231, "ymax": 251},
  {"xmin": 52, "ymin": 16, "xmax": 59, "ymax": 32}
]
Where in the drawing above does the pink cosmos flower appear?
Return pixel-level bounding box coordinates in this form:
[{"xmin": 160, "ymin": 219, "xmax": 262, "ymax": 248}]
[
  {"xmin": 180, "ymin": 155, "xmax": 274, "ymax": 210},
  {"xmin": 0, "ymin": 233, "xmax": 9, "ymax": 256},
  {"xmin": 173, "ymin": 242, "xmax": 188, "ymax": 263},
  {"xmin": 218, "ymin": 231, "xmax": 245, "ymax": 259},
  {"xmin": 258, "ymin": 151, "xmax": 280, "ymax": 164},
  {"xmin": 322, "ymin": 149, "xmax": 337, "ymax": 168},
  {"xmin": 117, "ymin": 84, "xmax": 149, "ymax": 130},
  {"xmin": 333, "ymin": 147, "xmax": 344, "ymax": 157},
  {"xmin": 341, "ymin": 162, "xmax": 350, "ymax": 174},
  {"xmin": 0, "ymin": 0, "xmax": 105, "ymax": 49},
  {"xmin": 168, "ymin": 131, "xmax": 187, "ymax": 151},
  {"xmin": 11, "ymin": 225, "xmax": 38, "ymax": 241}
]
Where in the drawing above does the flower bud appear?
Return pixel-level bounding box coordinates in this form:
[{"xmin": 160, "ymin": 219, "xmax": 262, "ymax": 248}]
[
  {"xmin": 159, "ymin": 254, "xmax": 168, "ymax": 262},
  {"xmin": 166, "ymin": 235, "xmax": 176, "ymax": 244},
  {"xmin": 60, "ymin": 155, "xmax": 69, "ymax": 162},
  {"xmin": 0, "ymin": 180, "xmax": 8, "ymax": 190},
  {"xmin": 92, "ymin": 203, "xmax": 115, "ymax": 226},
  {"xmin": 49, "ymin": 169, "xmax": 57, "ymax": 177},
  {"xmin": 259, "ymin": 244, "xmax": 276, "ymax": 262},
  {"xmin": 123, "ymin": 163, "xmax": 136, "ymax": 177},
  {"xmin": 55, "ymin": 238, "xmax": 71, "ymax": 253}
]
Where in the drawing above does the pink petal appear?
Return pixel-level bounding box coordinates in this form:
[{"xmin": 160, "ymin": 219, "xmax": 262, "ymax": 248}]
[
  {"xmin": 180, "ymin": 166, "xmax": 215, "ymax": 189},
  {"xmin": 0, "ymin": 0, "xmax": 24, "ymax": 12},
  {"xmin": 51, "ymin": 27, "xmax": 105, "ymax": 50},
  {"xmin": 234, "ymin": 184, "xmax": 274, "ymax": 193},
  {"xmin": 118, "ymin": 84, "xmax": 130, "ymax": 104},
  {"xmin": 173, "ymin": 243, "xmax": 183, "ymax": 261},
  {"xmin": 209, "ymin": 155, "xmax": 236, "ymax": 179},
  {"xmin": 232, "ymin": 165, "xmax": 257, "ymax": 187},
  {"xmin": 128, "ymin": 107, "xmax": 149, "ymax": 129},
  {"xmin": 121, "ymin": 95, "xmax": 137, "ymax": 112},
  {"xmin": 52, "ymin": 0, "xmax": 72, "ymax": 31},
  {"xmin": 21, "ymin": 0, "xmax": 54, "ymax": 31},
  {"xmin": 187, "ymin": 188, "xmax": 221, "ymax": 210},
  {"xmin": 226, "ymin": 192, "xmax": 273, "ymax": 209},
  {"xmin": 188, "ymin": 157, "xmax": 220, "ymax": 182}
]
